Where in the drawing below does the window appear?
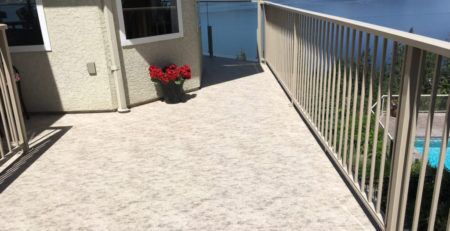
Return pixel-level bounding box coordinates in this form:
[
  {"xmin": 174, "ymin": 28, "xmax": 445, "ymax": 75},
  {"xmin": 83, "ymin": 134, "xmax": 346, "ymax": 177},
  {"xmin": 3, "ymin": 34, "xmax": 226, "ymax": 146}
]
[
  {"xmin": 0, "ymin": 0, "xmax": 51, "ymax": 52},
  {"xmin": 116, "ymin": 0, "xmax": 183, "ymax": 46}
]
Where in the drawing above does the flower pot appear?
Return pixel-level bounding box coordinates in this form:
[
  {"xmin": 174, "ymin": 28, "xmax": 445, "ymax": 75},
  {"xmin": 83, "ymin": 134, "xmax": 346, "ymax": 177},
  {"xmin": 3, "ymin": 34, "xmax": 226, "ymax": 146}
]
[
  {"xmin": 159, "ymin": 81, "xmax": 185, "ymax": 104},
  {"xmin": 149, "ymin": 64, "xmax": 191, "ymax": 103}
]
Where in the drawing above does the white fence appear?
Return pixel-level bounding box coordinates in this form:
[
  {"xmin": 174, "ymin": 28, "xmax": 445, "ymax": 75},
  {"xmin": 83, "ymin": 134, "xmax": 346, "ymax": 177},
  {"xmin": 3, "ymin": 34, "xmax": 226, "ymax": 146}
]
[
  {"xmin": 0, "ymin": 24, "xmax": 28, "ymax": 167},
  {"xmin": 261, "ymin": 1, "xmax": 450, "ymax": 230}
]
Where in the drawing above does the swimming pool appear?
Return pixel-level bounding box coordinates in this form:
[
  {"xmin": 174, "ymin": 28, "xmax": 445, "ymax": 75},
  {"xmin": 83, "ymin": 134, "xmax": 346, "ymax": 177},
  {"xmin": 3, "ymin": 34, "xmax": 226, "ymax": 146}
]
[{"xmin": 414, "ymin": 138, "xmax": 450, "ymax": 171}]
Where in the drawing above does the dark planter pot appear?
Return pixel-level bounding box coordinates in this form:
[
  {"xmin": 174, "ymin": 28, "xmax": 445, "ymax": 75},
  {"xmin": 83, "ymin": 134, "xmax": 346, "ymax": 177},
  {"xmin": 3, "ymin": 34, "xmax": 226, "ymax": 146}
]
[{"xmin": 159, "ymin": 81, "xmax": 185, "ymax": 104}]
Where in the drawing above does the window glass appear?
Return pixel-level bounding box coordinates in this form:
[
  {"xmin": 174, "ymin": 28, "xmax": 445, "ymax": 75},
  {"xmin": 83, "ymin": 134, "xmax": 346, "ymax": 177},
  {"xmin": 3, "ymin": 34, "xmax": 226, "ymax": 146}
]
[
  {"xmin": 0, "ymin": 0, "xmax": 44, "ymax": 46},
  {"xmin": 122, "ymin": 0, "xmax": 179, "ymax": 39}
]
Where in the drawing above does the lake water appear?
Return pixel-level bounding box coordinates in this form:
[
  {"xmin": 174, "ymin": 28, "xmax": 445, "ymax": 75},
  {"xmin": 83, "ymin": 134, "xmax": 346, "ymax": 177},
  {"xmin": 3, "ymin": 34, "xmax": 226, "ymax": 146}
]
[
  {"xmin": 199, "ymin": 3, "xmax": 258, "ymax": 60},
  {"xmin": 198, "ymin": 0, "xmax": 450, "ymax": 60}
]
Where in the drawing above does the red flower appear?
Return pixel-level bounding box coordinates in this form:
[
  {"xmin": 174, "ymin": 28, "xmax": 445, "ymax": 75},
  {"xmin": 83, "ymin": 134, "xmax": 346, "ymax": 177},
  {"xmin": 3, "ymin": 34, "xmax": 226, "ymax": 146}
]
[
  {"xmin": 149, "ymin": 65, "xmax": 164, "ymax": 80},
  {"xmin": 148, "ymin": 64, "xmax": 191, "ymax": 84},
  {"xmin": 167, "ymin": 64, "xmax": 178, "ymax": 70},
  {"xmin": 160, "ymin": 75, "xmax": 169, "ymax": 85},
  {"xmin": 165, "ymin": 68, "xmax": 179, "ymax": 81},
  {"xmin": 179, "ymin": 64, "xmax": 191, "ymax": 79}
]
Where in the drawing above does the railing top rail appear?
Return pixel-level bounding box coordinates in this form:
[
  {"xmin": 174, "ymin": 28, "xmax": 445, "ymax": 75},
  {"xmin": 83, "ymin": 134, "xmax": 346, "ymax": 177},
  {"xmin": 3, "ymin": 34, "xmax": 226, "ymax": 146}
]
[{"xmin": 263, "ymin": 1, "xmax": 450, "ymax": 58}]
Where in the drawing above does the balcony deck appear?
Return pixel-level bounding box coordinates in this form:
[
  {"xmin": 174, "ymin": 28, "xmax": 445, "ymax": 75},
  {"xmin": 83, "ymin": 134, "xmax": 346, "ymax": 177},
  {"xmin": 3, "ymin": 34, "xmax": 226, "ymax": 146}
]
[{"xmin": 0, "ymin": 57, "xmax": 375, "ymax": 230}]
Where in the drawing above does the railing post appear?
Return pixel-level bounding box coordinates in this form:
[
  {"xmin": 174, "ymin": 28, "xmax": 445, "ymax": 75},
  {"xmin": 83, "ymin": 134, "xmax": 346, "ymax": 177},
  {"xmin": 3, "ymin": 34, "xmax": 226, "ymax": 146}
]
[
  {"xmin": 257, "ymin": 0, "xmax": 264, "ymax": 63},
  {"xmin": 385, "ymin": 46, "xmax": 422, "ymax": 231},
  {"xmin": 0, "ymin": 25, "xmax": 28, "ymax": 152},
  {"xmin": 291, "ymin": 14, "xmax": 299, "ymax": 104}
]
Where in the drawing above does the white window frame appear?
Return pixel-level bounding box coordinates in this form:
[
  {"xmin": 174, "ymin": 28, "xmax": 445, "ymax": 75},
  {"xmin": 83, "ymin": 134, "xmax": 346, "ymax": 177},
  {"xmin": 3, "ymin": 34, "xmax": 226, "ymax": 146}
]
[
  {"xmin": 115, "ymin": 0, "xmax": 184, "ymax": 47},
  {"xmin": 9, "ymin": 0, "xmax": 51, "ymax": 53}
]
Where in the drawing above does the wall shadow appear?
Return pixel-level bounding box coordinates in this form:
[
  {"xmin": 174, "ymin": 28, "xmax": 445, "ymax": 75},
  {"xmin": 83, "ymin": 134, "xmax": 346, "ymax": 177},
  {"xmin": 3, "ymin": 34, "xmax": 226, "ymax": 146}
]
[
  {"xmin": 201, "ymin": 56, "xmax": 263, "ymax": 88},
  {"xmin": 11, "ymin": 49, "xmax": 61, "ymax": 113},
  {"xmin": 9, "ymin": 0, "xmax": 114, "ymax": 113},
  {"xmin": 0, "ymin": 125, "xmax": 71, "ymax": 193}
]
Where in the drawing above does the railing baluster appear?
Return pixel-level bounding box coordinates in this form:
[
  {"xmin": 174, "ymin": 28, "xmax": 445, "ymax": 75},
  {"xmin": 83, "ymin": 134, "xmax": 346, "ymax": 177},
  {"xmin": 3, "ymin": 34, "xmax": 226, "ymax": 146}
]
[
  {"xmin": 331, "ymin": 24, "xmax": 340, "ymax": 149},
  {"xmin": 0, "ymin": 64, "xmax": 12, "ymax": 152},
  {"xmin": 312, "ymin": 17, "xmax": 318, "ymax": 121},
  {"xmin": 368, "ymin": 38, "xmax": 388, "ymax": 204},
  {"xmin": 301, "ymin": 15, "xmax": 308, "ymax": 108},
  {"xmin": 0, "ymin": 65, "xmax": 18, "ymax": 147},
  {"xmin": 314, "ymin": 20, "xmax": 323, "ymax": 124},
  {"xmin": 316, "ymin": 20, "xmax": 323, "ymax": 126},
  {"xmin": 280, "ymin": 10, "xmax": 284, "ymax": 81},
  {"xmin": 333, "ymin": 25, "xmax": 344, "ymax": 153},
  {"xmin": 338, "ymin": 27, "xmax": 350, "ymax": 163},
  {"xmin": 326, "ymin": 23, "xmax": 336, "ymax": 146},
  {"xmin": 287, "ymin": 12, "xmax": 291, "ymax": 91},
  {"xmin": 385, "ymin": 46, "xmax": 422, "ymax": 231},
  {"xmin": 348, "ymin": 31, "xmax": 362, "ymax": 176},
  {"xmin": 285, "ymin": 13, "xmax": 290, "ymax": 91},
  {"xmin": 282, "ymin": 11, "xmax": 286, "ymax": 84},
  {"xmin": 305, "ymin": 16, "xmax": 312, "ymax": 116},
  {"xmin": 308, "ymin": 17, "xmax": 316, "ymax": 118},
  {"xmin": 320, "ymin": 22, "xmax": 330, "ymax": 136},
  {"xmin": 343, "ymin": 29, "xmax": 356, "ymax": 169},
  {"xmin": 397, "ymin": 50, "xmax": 427, "ymax": 229},
  {"xmin": 355, "ymin": 33, "xmax": 370, "ymax": 187},
  {"xmin": 274, "ymin": 8, "xmax": 278, "ymax": 79},
  {"xmin": 284, "ymin": 12, "xmax": 287, "ymax": 86},
  {"xmin": 312, "ymin": 19, "xmax": 320, "ymax": 125},
  {"xmin": 289, "ymin": 12, "xmax": 294, "ymax": 93},
  {"xmin": 266, "ymin": 8, "xmax": 268, "ymax": 55},
  {"xmin": 319, "ymin": 20, "xmax": 327, "ymax": 134},
  {"xmin": 298, "ymin": 15, "xmax": 304, "ymax": 106},
  {"xmin": 298, "ymin": 15, "xmax": 304, "ymax": 104},
  {"xmin": 292, "ymin": 14, "xmax": 299, "ymax": 102},
  {"xmin": 410, "ymin": 54, "xmax": 442, "ymax": 231},
  {"xmin": 334, "ymin": 27, "xmax": 345, "ymax": 160},
  {"xmin": 362, "ymin": 35, "xmax": 378, "ymax": 192},
  {"xmin": 324, "ymin": 22, "xmax": 334, "ymax": 142},
  {"xmin": 376, "ymin": 41, "xmax": 399, "ymax": 214},
  {"xmin": 0, "ymin": 54, "xmax": 17, "ymax": 147},
  {"xmin": 427, "ymin": 68, "xmax": 450, "ymax": 230},
  {"xmin": 328, "ymin": 23, "xmax": 337, "ymax": 145}
]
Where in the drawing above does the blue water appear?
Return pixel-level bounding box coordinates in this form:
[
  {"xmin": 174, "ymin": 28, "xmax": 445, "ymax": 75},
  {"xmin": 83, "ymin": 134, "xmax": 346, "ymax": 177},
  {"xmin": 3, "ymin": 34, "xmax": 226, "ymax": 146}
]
[
  {"xmin": 274, "ymin": 0, "xmax": 450, "ymax": 41},
  {"xmin": 414, "ymin": 138, "xmax": 450, "ymax": 171},
  {"xmin": 199, "ymin": 0, "xmax": 450, "ymax": 60},
  {"xmin": 199, "ymin": 3, "xmax": 258, "ymax": 60}
]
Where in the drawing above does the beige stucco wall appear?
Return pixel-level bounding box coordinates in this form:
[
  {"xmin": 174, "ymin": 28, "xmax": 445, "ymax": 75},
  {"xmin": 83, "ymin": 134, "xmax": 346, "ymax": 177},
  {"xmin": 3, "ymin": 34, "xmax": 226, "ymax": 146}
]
[
  {"xmin": 9, "ymin": 0, "xmax": 201, "ymax": 112},
  {"xmin": 11, "ymin": 0, "xmax": 116, "ymax": 113},
  {"xmin": 119, "ymin": 0, "xmax": 202, "ymax": 106}
]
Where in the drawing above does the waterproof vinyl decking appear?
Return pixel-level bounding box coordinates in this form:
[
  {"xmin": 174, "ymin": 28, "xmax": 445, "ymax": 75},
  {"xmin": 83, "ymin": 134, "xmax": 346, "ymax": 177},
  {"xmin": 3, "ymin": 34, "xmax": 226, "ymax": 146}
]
[{"xmin": 0, "ymin": 57, "xmax": 375, "ymax": 230}]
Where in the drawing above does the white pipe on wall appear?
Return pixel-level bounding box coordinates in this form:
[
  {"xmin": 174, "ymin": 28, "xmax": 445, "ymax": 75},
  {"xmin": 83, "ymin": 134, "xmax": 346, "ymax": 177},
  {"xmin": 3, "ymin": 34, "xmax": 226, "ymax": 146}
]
[{"xmin": 103, "ymin": 0, "xmax": 130, "ymax": 113}]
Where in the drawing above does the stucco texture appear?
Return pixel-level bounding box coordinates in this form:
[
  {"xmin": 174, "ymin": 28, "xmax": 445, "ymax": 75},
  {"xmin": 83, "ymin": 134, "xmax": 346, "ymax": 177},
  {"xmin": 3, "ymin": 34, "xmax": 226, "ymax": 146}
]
[
  {"xmin": 11, "ymin": 0, "xmax": 116, "ymax": 112},
  {"xmin": 119, "ymin": 0, "xmax": 202, "ymax": 106},
  {"xmin": 9, "ymin": 0, "xmax": 202, "ymax": 112}
]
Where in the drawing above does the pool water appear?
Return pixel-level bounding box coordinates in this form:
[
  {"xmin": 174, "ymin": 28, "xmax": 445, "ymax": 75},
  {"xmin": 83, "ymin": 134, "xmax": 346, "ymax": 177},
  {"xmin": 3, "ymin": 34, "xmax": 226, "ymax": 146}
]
[{"xmin": 414, "ymin": 138, "xmax": 450, "ymax": 171}]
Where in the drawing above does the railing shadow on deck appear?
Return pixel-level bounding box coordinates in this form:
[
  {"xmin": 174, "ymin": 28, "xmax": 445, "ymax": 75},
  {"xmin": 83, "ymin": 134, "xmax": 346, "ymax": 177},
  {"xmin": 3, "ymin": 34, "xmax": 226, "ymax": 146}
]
[
  {"xmin": 201, "ymin": 56, "xmax": 263, "ymax": 88},
  {"xmin": 0, "ymin": 125, "xmax": 71, "ymax": 193}
]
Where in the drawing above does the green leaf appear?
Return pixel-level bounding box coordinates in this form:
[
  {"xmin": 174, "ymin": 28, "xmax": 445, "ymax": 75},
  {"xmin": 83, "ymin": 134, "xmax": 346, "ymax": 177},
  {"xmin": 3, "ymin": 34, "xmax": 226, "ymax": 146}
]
[{"xmin": 175, "ymin": 78, "xmax": 185, "ymax": 85}]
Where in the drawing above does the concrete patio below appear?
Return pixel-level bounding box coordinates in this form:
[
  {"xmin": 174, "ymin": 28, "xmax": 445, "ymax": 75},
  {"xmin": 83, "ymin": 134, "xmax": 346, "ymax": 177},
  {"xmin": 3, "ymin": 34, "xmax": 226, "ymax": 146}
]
[{"xmin": 0, "ymin": 58, "xmax": 375, "ymax": 230}]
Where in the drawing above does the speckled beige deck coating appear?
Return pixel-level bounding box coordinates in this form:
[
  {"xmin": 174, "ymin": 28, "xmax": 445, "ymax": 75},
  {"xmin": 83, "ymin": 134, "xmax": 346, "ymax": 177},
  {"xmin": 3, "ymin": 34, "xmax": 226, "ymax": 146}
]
[{"xmin": 0, "ymin": 60, "xmax": 375, "ymax": 230}]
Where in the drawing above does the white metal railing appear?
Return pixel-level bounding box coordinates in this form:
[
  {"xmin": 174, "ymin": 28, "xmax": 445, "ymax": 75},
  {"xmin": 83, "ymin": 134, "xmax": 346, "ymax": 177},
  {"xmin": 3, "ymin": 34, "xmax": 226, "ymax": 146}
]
[
  {"xmin": 0, "ymin": 24, "xmax": 28, "ymax": 166},
  {"xmin": 378, "ymin": 94, "xmax": 449, "ymax": 113},
  {"xmin": 260, "ymin": 1, "xmax": 450, "ymax": 230}
]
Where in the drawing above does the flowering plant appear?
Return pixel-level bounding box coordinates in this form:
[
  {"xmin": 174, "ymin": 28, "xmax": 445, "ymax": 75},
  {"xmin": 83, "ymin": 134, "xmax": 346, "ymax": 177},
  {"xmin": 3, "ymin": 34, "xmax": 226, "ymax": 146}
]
[
  {"xmin": 148, "ymin": 64, "xmax": 192, "ymax": 103},
  {"xmin": 149, "ymin": 64, "xmax": 191, "ymax": 85}
]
